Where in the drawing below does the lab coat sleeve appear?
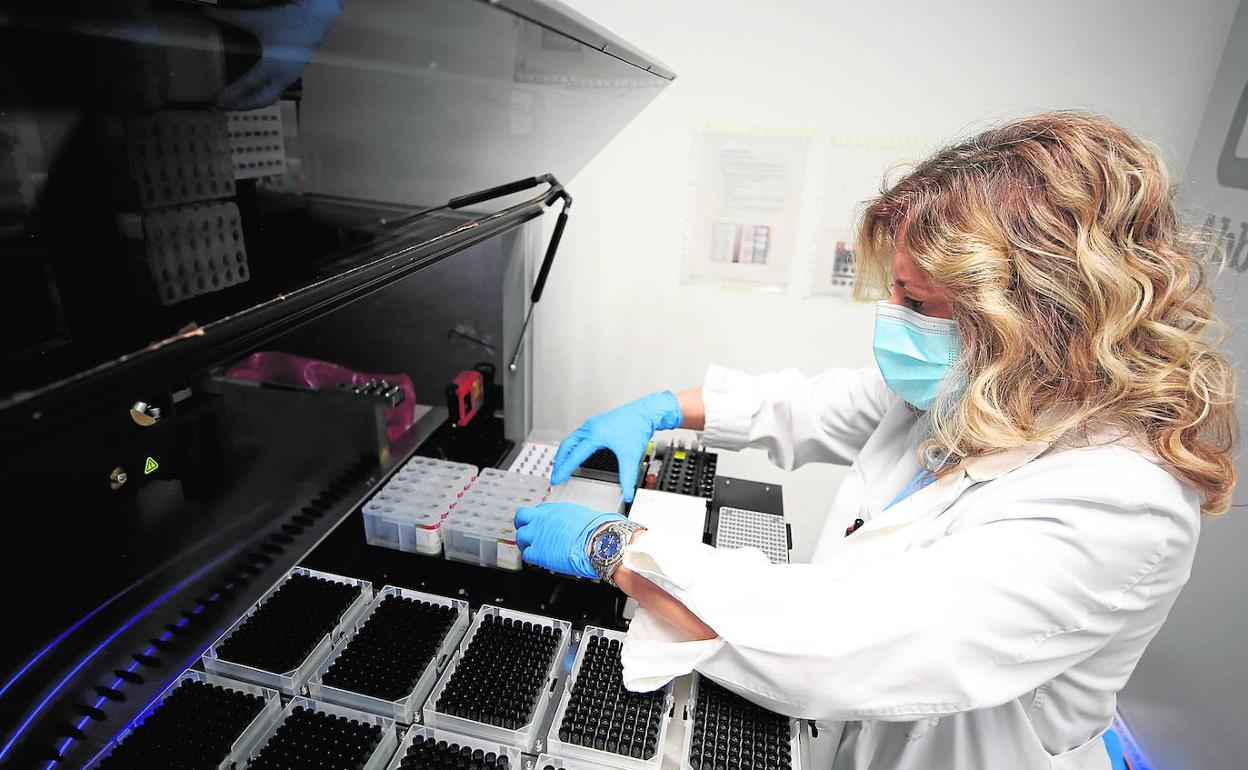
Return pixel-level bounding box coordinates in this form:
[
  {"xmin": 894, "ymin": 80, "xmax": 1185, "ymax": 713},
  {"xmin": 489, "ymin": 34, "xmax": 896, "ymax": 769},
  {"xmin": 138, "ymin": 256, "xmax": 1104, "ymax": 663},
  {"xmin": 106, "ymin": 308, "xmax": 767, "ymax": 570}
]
[
  {"xmin": 619, "ymin": 466, "xmax": 1196, "ymax": 721},
  {"xmin": 700, "ymin": 365, "xmax": 897, "ymax": 469}
]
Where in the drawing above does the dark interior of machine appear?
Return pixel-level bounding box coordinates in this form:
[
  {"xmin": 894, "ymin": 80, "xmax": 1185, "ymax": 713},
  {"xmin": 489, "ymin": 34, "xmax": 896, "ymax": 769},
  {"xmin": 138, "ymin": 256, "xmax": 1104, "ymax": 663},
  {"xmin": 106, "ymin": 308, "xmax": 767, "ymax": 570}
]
[{"xmin": 0, "ymin": 1, "xmax": 676, "ymax": 765}]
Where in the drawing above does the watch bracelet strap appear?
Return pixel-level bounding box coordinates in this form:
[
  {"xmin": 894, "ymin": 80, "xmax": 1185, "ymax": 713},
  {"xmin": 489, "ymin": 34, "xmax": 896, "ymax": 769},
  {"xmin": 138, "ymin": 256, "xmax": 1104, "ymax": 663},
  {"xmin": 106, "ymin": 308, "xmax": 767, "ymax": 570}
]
[{"xmin": 601, "ymin": 520, "xmax": 646, "ymax": 587}]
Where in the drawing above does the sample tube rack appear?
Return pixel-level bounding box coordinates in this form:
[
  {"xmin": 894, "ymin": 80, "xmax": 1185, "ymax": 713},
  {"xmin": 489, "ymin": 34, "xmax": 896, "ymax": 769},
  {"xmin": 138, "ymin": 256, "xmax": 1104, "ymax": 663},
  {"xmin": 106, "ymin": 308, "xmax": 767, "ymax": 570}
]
[
  {"xmin": 308, "ymin": 586, "xmax": 470, "ymax": 723},
  {"xmin": 203, "ymin": 567, "xmax": 373, "ymax": 695},
  {"xmin": 423, "ymin": 605, "xmax": 571, "ymax": 752}
]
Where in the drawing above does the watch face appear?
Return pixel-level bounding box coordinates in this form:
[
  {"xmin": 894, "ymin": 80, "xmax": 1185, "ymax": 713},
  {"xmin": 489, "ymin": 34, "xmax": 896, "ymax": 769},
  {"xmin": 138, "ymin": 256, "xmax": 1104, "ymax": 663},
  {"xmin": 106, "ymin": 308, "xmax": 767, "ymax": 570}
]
[{"xmin": 594, "ymin": 531, "xmax": 622, "ymax": 560}]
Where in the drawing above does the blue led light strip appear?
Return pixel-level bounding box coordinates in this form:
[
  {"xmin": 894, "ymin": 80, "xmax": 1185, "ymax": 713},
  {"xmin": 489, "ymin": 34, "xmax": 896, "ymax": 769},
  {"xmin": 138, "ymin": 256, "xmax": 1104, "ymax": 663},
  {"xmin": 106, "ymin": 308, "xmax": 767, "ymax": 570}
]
[
  {"xmin": 61, "ymin": 588, "xmax": 230, "ymax": 769},
  {"xmin": 72, "ymin": 643, "xmax": 205, "ymax": 768},
  {"xmin": 1110, "ymin": 711, "xmax": 1155, "ymax": 770},
  {"xmin": 0, "ymin": 580, "xmax": 167, "ymax": 701},
  {"xmin": 47, "ymin": 611, "xmax": 210, "ymax": 768},
  {"xmin": 0, "ymin": 548, "xmax": 243, "ymax": 763},
  {"xmin": 1, "ymin": 520, "xmax": 257, "ymax": 704}
]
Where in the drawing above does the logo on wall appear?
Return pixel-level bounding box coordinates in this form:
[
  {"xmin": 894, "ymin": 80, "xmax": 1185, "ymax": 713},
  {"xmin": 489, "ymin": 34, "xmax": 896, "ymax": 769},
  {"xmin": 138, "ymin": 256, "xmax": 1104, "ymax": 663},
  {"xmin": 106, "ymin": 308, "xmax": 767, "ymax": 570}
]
[
  {"xmin": 1218, "ymin": 76, "xmax": 1248, "ymax": 190},
  {"xmin": 1190, "ymin": 6, "xmax": 1248, "ymax": 276}
]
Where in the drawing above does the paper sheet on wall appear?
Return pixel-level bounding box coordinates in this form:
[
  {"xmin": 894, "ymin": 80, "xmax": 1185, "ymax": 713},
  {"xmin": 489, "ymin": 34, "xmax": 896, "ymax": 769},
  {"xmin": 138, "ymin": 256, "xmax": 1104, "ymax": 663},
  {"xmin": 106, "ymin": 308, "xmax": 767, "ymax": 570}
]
[
  {"xmin": 805, "ymin": 137, "xmax": 935, "ymax": 297},
  {"xmin": 683, "ymin": 127, "xmax": 813, "ymax": 289}
]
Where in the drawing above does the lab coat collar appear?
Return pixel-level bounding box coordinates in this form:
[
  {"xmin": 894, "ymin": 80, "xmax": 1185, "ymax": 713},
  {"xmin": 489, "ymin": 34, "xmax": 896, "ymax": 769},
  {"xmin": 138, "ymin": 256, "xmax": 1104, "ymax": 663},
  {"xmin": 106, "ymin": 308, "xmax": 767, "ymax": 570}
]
[
  {"xmin": 854, "ymin": 466, "xmax": 971, "ymax": 537},
  {"xmin": 957, "ymin": 414, "xmax": 1144, "ymax": 481},
  {"xmin": 852, "ymin": 401, "xmax": 1123, "ymax": 541},
  {"xmin": 924, "ymin": 399, "xmax": 1082, "ymax": 482},
  {"xmin": 960, "ymin": 440, "xmax": 1053, "ymax": 481},
  {"xmin": 853, "ymin": 439, "xmax": 1053, "ymax": 540}
]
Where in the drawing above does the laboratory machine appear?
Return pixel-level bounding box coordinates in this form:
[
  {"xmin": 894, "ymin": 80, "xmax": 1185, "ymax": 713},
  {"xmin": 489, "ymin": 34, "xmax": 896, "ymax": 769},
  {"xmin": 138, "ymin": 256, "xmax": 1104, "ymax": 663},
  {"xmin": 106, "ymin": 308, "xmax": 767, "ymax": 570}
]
[{"xmin": 0, "ymin": 2, "xmax": 802, "ymax": 768}]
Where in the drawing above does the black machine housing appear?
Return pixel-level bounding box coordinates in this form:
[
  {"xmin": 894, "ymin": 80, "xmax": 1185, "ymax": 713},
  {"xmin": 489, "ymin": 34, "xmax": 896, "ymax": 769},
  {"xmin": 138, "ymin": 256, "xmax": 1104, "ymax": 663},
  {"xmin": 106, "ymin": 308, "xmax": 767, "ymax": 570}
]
[{"xmin": 0, "ymin": 1, "xmax": 672, "ymax": 765}]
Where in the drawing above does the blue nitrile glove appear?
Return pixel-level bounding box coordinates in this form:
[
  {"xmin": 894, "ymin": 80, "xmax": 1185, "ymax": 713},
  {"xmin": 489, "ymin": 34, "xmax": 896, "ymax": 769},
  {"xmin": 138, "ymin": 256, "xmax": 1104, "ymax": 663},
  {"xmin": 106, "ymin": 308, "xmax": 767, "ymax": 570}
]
[
  {"xmin": 515, "ymin": 503, "xmax": 627, "ymax": 579},
  {"xmin": 205, "ymin": 0, "xmax": 343, "ymax": 111},
  {"xmin": 551, "ymin": 391, "xmax": 683, "ymax": 503}
]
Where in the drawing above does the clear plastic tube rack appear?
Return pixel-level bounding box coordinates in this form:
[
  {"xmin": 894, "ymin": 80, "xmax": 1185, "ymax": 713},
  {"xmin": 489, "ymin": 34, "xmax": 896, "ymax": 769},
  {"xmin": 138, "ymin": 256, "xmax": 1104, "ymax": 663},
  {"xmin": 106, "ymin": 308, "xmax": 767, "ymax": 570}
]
[
  {"xmin": 203, "ymin": 567, "xmax": 373, "ymax": 696},
  {"xmin": 242, "ymin": 696, "xmax": 398, "ymax": 770},
  {"xmin": 87, "ymin": 670, "xmax": 282, "ymax": 770},
  {"xmin": 422, "ymin": 605, "xmax": 571, "ymax": 752},
  {"xmin": 307, "ymin": 586, "xmax": 470, "ymax": 723},
  {"xmin": 545, "ymin": 627, "xmax": 674, "ymax": 770}
]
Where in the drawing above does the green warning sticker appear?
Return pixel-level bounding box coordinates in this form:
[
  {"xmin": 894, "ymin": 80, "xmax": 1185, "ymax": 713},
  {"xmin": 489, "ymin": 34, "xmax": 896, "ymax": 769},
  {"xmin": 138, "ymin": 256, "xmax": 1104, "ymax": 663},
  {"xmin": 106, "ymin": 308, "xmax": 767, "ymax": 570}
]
[{"xmin": 144, "ymin": 456, "xmax": 159, "ymax": 475}]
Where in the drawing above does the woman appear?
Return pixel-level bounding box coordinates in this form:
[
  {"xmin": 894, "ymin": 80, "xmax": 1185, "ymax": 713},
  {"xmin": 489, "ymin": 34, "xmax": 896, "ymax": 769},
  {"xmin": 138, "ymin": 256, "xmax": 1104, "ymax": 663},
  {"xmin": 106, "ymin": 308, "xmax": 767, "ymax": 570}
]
[{"xmin": 514, "ymin": 111, "xmax": 1237, "ymax": 769}]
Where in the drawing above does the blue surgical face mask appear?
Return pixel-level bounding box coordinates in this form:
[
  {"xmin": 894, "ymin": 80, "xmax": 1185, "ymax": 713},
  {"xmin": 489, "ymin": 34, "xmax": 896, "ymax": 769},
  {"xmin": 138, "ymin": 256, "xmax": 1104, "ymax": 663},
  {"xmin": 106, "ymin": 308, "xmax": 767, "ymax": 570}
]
[{"xmin": 872, "ymin": 300, "xmax": 961, "ymax": 410}]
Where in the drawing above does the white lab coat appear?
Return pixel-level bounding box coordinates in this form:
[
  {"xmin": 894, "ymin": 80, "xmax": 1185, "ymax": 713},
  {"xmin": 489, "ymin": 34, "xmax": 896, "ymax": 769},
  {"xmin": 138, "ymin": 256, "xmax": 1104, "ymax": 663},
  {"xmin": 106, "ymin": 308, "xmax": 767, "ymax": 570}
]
[{"xmin": 620, "ymin": 365, "xmax": 1201, "ymax": 770}]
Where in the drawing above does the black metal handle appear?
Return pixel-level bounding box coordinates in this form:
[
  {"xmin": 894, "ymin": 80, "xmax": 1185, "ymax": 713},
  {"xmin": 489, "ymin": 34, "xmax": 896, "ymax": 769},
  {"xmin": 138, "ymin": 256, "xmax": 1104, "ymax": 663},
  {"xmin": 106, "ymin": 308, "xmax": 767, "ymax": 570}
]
[
  {"xmin": 531, "ymin": 205, "xmax": 570, "ymax": 303},
  {"xmin": 448, "ymin": 176, "xmax": 549, "ymax": 210},
  {"xmin": 438, "ymin": 172, "xmax": 571, "ymax": 375}
]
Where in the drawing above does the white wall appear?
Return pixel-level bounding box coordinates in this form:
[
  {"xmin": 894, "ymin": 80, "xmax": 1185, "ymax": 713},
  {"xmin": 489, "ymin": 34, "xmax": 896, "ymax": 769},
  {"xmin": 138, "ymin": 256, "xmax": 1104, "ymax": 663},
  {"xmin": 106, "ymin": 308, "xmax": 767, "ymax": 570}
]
[
  {"xmin": 1111, "ymin": 5, "xmax": 1248, "ymax": 768},
  {"xmin": 532, "ymin": 0, "xmax": 1238, "ymax": 562}
]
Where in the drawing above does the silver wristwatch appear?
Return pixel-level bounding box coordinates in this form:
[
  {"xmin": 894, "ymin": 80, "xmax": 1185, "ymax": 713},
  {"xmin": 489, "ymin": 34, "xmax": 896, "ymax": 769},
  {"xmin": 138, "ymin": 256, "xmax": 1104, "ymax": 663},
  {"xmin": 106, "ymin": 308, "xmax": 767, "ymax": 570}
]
[{"xmin": 589, "ymin": 520, "xmax": 646, "ymax": 587}]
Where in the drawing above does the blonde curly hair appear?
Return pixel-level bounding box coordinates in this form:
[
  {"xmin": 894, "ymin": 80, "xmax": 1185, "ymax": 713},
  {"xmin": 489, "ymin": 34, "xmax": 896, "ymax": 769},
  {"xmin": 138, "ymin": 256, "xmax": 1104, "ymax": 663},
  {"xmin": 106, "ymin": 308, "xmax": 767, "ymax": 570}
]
[{"xmin": 855, "ymin": 110, "xmax": 1237, "ymax": 515}]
